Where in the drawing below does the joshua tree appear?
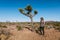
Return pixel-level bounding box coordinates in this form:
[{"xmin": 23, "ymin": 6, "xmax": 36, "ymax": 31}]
[{"xmin": 18, "ymin": 5, "xmax": 38, "ymax": 30}]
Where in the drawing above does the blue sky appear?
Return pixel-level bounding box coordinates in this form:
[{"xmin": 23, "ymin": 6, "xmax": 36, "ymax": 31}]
[{"xmin": 0, "ymin": 0, "xmax": 60, "ymax": 22}]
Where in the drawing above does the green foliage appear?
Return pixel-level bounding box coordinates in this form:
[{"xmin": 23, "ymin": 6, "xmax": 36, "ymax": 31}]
[
  {"xmin": 19, "ymin": 8, "xmax": 24, "ymax": 13},
  {"xmin": 16, "ymin": 26, "xmax": 22, "ymax": 31},
  {"xmin": 34, "ymin": 10, "xmax": 38, "ymax": 14},
  {"xmin": 25, "ymin": 5, "xmax": 32, "ymax": 12}
]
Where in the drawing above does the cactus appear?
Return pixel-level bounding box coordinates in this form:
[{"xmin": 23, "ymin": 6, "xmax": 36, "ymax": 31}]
[{"xmin": 18, "ymin": 5, "xmax": 38, "ymax": 30}]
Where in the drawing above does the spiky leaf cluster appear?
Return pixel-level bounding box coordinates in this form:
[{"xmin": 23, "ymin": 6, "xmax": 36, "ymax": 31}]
[
  {"xmin": 25, "ymin": 5, "xmax": 32, "ymax": 12},
  {"xmin": 34, "ymin": 10, "xmax": 38, "ymax": 14},
  {"xmin": 19, "ymin": 8, "xmax": 24, "ymax": 14}
]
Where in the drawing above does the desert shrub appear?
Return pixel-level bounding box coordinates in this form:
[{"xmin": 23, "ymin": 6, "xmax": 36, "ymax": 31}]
[
  {"xmin": 2, "ymin": 25, "xmax": 7, "ymax": 28},
  {"xmin": 54, "ymin": 26, "xmax": 60, "ymax": 32},
  {"xmin": 52, "ymin": 22, "xmax": 60, "ymax": 31},
  {"xmin": 27, "ymin": 23, "xmax": 30, "ymax": 24},
  {"xmin": 33, "ymin": 23, "xmax": 35, "ymax": 25},
  {"xmin": 16, "ymin": 26, "xmax": 22, "ymax": 31},
  {"xmin": 0, "ymin": 25, "xmax": 7, "ymax": 28},
  {"xmin": 54, "ymin": 24, "xmax": 60, "ymax": 26},
  {"xmin": 0, "ymin": 25, "xmax": 2, "ymax": 28},
  {"xmin": 28, "ymin": 24, "xmax": 31, "ymax": 26}
]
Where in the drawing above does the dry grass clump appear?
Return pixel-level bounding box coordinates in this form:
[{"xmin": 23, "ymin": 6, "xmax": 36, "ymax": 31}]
[
  {"xmin": 0, "ymin": 29, "xmax": 12, "ymax": 40},
  {"xmin": 0, "ymin": 25, "xmax": 12, "ymax": 40}
]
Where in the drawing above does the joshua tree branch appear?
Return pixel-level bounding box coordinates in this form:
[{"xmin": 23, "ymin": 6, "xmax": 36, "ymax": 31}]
[
  {"xmin": 32, "ymin": 14, "xmax": 36, "ymax": 17},
  {"xmin": 22, "ymin": 13, "xmax": 31, "ymax": 17}
]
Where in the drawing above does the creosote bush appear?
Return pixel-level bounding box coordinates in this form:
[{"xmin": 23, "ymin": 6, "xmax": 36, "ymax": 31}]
[
  {"xmin": 2, "ymin": 25, "xmax": 7, "ymax": 28},
  {"xmin": 54, "ymin": 26, "xmax": 60, "ymax": 32},
  {"xmin": 0, "ymin": 25, "xmax": 7, "ymax": 28},
  {"xmin": 16, "ymin": 26, "xmax": 22, "ymax": 31}
]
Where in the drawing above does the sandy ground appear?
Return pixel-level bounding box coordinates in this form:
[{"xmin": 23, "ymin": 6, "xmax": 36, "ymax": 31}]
[{"xmin": 7, "ymin": 25, "xmax": 60, "ymax": 40}]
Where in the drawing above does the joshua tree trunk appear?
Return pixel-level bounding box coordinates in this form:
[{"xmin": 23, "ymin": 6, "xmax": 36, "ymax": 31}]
[{"xmin": 30, "ymin": 17, "xmax": 34, "ymax": 29}]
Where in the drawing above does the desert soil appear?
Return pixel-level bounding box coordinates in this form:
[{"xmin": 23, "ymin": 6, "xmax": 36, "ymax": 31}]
[{"xmin": 7, "ymin": 25, "xmax": 60, "ymax": 40}]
